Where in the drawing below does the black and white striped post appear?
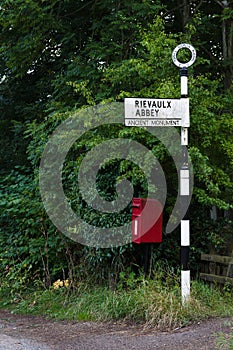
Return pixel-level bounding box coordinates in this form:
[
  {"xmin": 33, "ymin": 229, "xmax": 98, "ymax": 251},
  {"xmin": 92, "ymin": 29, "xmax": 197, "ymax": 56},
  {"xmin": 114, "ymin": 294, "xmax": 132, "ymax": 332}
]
[{"xmin": 172, "ymin": 44, "xmax": 196, "ymax": 304}]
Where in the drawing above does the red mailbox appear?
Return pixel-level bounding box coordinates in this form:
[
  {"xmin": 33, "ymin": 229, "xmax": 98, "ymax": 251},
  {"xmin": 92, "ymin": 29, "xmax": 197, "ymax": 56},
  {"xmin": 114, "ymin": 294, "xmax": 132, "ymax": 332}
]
[{"xmin": 132, "ymin": 198, "xmax": 163, "ymax": 244}]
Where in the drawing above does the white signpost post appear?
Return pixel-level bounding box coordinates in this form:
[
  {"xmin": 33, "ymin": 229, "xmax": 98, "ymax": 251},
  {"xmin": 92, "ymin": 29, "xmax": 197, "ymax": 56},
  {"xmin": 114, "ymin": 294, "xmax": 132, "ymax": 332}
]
[{"xmin": 124, "ymin": 43, "xmax": 196, "ymax": 305}]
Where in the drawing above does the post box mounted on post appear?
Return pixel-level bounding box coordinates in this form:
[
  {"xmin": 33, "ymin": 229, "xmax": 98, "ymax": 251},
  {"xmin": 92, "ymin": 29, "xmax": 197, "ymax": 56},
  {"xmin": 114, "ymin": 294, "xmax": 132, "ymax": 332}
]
[
  {"xmin": 132, "ymin": 198, "xmax": 163, "ymax": 276},
  {"xmin": 132, "ymin": 198, "xmax": 163, "ymax": 244},
  {"xmin": 124, "ymin": 43, "xmax": 196, "ymax": 304}
]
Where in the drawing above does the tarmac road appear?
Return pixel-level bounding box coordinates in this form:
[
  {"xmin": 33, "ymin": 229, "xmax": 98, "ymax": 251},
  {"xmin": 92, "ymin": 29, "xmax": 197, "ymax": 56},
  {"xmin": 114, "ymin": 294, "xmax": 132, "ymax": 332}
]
[
  {"xmin": 0, "ymin": 334, "xmax": 50, "ymax": 350},
  {"xmin": 0, "ymin": 310, "xmax": 232, "ymax": 350}
]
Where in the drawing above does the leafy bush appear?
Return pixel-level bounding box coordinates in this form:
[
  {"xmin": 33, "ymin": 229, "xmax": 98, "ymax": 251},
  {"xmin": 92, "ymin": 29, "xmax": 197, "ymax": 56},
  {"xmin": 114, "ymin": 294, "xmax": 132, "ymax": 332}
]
[{"xmin": 0, "ymin": 167, "xmax": 81, "ymax": 291}]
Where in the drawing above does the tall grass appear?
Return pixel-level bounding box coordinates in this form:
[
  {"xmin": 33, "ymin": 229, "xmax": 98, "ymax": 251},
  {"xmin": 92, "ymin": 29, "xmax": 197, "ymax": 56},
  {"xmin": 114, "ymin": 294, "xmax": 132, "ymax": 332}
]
[{"xmin": 0, "ymin": 272, "xmax": 232, "ymax": 330}]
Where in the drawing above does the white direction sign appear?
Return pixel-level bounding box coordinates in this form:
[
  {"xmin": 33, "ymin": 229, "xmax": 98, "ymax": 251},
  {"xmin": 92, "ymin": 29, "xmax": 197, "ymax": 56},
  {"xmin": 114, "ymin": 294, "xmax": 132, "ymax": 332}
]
[{"xmin": 124, "ymin": 98, "xmax": 189, "ymax": 127}]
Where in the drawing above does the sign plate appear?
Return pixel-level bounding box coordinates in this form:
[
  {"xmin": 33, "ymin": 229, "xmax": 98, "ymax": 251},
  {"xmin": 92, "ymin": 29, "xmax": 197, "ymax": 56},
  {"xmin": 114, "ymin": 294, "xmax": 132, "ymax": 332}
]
[{"xmin": 124, "ymin": 98, "xmax": 189, "ymax": 127}]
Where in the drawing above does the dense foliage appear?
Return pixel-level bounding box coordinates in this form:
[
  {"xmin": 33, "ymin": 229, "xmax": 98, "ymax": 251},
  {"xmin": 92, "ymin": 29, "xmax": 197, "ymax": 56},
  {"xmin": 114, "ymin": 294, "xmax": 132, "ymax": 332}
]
[{"xmin": 0, "ymin": 0, "xmax": 233, "ymax": 289}]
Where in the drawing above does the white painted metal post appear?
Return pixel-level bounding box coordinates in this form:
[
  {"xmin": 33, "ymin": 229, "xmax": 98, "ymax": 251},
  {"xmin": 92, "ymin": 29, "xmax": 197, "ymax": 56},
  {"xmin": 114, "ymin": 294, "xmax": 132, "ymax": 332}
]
[
  {"xmin": 180, "ymin": 67, "xmax": 190, "ymax": 304},
  {"xmin": 172, "ymin": 43, "xmax": 196, "ymax": 305}
]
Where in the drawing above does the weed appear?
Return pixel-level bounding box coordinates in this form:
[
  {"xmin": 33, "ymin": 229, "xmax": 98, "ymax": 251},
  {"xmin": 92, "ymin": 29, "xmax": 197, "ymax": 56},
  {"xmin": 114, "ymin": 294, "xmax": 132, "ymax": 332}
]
[{"xmin": 216, "ymin": 330, "xmax": 233, "ymax": 350}]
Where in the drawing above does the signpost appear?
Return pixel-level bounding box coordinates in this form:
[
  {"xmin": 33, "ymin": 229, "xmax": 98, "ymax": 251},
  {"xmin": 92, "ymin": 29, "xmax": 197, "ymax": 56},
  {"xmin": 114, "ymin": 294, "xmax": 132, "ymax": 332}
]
[
  {"xmin": 124, "ymin": 43, "xmax": 196, "ymax": 305},
  {"xmin": 173, "ymin": 43, "xmax": 196, "ymax": 305}
]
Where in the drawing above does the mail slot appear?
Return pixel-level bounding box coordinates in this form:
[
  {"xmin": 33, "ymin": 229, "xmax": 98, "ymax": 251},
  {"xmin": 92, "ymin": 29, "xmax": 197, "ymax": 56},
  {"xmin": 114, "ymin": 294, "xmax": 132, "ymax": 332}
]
[{"xmin": 132, "ymin": 198, "xmax": 162, "ymax": 244}]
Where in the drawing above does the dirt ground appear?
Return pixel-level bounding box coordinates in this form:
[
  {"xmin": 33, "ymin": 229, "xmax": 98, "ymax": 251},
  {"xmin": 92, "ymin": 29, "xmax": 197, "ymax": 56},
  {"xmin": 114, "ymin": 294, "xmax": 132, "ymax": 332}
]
[{"xmin": 0, "ymin": 310, "xmax": 232, "ymax": 350}]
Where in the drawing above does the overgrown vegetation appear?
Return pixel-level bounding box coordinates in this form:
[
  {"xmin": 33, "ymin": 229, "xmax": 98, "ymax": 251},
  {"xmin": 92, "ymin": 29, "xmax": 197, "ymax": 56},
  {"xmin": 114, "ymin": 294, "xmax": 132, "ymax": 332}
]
[{"xmin": 0, "ymin": 269, "xmax": 232, "ymax": 330}]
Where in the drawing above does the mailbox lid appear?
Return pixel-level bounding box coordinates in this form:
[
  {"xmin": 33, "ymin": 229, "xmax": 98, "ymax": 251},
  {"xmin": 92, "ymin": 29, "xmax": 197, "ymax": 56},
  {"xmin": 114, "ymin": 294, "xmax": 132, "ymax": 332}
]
[{"xmin": 132, "ymin": 197, "xmax": 143, "ymax": 216}]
